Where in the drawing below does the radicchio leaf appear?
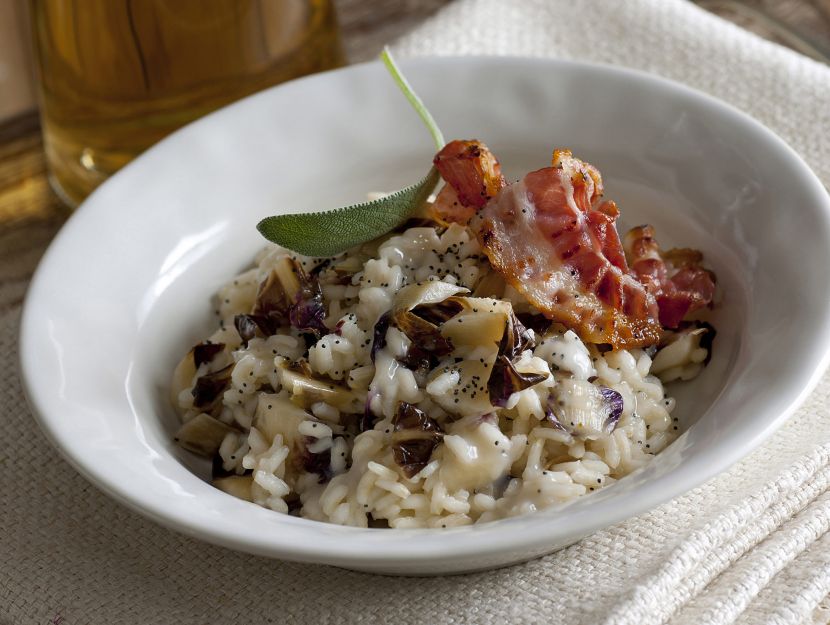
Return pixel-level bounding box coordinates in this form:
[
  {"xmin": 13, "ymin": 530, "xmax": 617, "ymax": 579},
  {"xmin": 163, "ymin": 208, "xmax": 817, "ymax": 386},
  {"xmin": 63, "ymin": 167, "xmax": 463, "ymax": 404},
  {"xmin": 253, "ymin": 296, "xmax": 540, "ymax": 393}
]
[
  {"xmin": 211, "ymin": 452, "xmax": 251, "ymax": 479},
  {"xmin": 697, "ymin": 321, "xmax": 717, "ymax": 365},
  {"xmin": 505, "ymin": 311, "xmax": 535, "ymax": 358},
  {"xmin": 370, "ymin": 312, "xmax": 391, "ymax": 363},
  {"xmin": 391, "ymin": 402, "xmax": 444, "ymax": 477},
  {"xmin": 411, "ymin": 297, "xmax": 465, "ymax": 326},
  {"xmin": 391, "ymin": 310, "xmax": 454, "ymax": 356},
  {"xmin": 286, "ymin": 494, "xmax": 303, "ymax": 514},
  {"xmin": 488, "ymin": 357, "xmax": 548, "ymax": 408},
  {"xmin": 387, "ymin": 296, "xmax": 461, "ymax": 374},
  {"xmin": 679, "ymin": 320, "xmax": 717, "ymax": 365},
  {"xmin": 393, "ymin": 438, "xmax": 441, "ymax": 479},
  {"xmin": 486, "ymin": 315, "xmax": 546, "ymax": 408},
  {"xmin": 289, "ymin": 285, "xmax": 328, "ymax": 338},
  {"xmin": 515, "ymin": 312, "xmax": 552, "ymax": 337},
  {"xmin": 396, "ymin": 345, "xmax": 436, "ymax": 376},
  {"xmin": 543, "ymin": 405, "xmax": 569, "ymax": 432},
  {"xmin": 367, "ymin": 515, "xmax": 390, "ymax": 528},
  {"xmin": 192, "ymin": 364, "xmax": 233, "ymax": 411},
  {"xmin": 546, "ymin": 383, "xmax": 624, "ymax": 438},
  {"xmin": 253, "ymin": 269, "xmax": 290, "ymax": 317},
  {"xmin": 297, "ymin": 435, "xmax": 333, "ymax": 483},
  {"xmin": 212, "ymin": 453, "xmax": 230, "ymax": 478},
  {"xmin": 193, "ymin": 342, "xmax": 225, "ymax": 368},
  {"xmin": 234, "ymin": 314, "xmax": 278, "ymax": 345},
  {"xmin": 394, "ymin": 401, "xmax": 443, "ymax": 432},
  {"xmin": 599, "ymin": 387, "xmax": 624, "ymax": 433},
  {"xmin": 308, "ymin": 258, "xmax": 333, "ymax": 278},
  {"xmin": 361, "ymin": 392, "xmax": 377, "ymax": 433},
  {"xmin": 252, "ymin": 257, "xmax": 328, "ymax": 340}
]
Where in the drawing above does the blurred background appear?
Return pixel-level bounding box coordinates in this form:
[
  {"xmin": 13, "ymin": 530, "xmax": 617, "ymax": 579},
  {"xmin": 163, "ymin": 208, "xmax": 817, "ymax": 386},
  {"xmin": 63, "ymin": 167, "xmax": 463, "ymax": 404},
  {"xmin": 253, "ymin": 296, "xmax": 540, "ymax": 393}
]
[{"xmin": 0, "ymin": 0, "xmax": 828, "ymax": 242}]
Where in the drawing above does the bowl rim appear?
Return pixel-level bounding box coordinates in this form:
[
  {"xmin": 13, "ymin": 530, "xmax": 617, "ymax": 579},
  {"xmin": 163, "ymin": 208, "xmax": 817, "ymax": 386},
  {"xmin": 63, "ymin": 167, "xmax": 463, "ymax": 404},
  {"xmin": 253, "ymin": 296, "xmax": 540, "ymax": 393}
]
[{"xmin": 19, "ymin": 54, "xmax": 830, "ymax": 566}]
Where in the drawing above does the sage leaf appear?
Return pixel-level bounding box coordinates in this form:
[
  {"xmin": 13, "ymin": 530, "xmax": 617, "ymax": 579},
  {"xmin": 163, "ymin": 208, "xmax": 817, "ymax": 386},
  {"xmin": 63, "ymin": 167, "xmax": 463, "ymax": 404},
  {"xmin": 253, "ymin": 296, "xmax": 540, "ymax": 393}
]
[
  {"xmin": 257, "ymin": 48, "xmax": 446, "ymax": 257},
  {"xmin": 256, "ymin": 168, "xmax": 439, "ymax": 257},
  {"xmin": 380, "ymin": 47, "xmax": 444, "ymax": 152}
]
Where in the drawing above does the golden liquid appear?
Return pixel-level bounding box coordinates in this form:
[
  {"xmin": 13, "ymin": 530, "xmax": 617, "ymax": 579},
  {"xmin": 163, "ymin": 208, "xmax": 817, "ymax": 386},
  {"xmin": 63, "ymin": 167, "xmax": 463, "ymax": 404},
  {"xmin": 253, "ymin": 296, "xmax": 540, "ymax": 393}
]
[{"xmin": 29, "ymin": 0, "xmax": 344, "ymax": 206}]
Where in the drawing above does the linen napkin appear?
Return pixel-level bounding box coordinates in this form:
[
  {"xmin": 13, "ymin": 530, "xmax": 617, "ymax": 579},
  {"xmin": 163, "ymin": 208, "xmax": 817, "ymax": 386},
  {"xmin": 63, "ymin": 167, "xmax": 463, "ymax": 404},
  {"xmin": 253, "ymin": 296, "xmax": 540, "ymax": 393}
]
[{"xmin": 3, "ymin": 1, "xmax": 830, "ymax": 624}]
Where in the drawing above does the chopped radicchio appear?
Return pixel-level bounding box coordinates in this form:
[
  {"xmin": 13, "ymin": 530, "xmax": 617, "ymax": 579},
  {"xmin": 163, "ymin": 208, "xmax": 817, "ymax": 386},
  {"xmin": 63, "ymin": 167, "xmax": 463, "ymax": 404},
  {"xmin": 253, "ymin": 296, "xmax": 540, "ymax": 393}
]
[
  {"xmin": 678, "ymin": 320, "xmax": 716, "ymax": 365},
  {"xmin": 288, "ymin": 285, "xmax": 328, "ymax": 338},
  {"xmin": 211, "ymin": 452, "xmax": 251, "ymax": 479},
  {"xmin": 211, "ymin": 453, "xmax": 229, "ymax": 478},
  {"xmin": 396, "ymin": 345, "xmax": 436, "ymax": 376},
  {"xmin": 391, "ymin": 310, "xmax": 454, "ymax": 356},
  {"xmin": 387, "ymin": 301, "xmax": 457, "ymax": 376},
  {"xmin": 394, "ymin": 401, "xmax": 443, "ymax": 432},
  {"xmin": 503, "ymin": 311, "xmax": 535, "ymax": 359},
  {"xmin": 515, "ymin": 312, "xmax": 552, "ymax": 337},
  {"xmin": 370, "ymin": 312, "xmax": 391, "ymax": 363},
  {"xmin": 697, "ymin": 321, "xmax": 717, "ymax": 365},
  {"xmin": 253, "ymin": 268, "xmax": 290, "ymax": 317},
  {"xmin": 488, "ymin": 357, "xmax": 548, "ymax": 408},
  {"xmin": 545, "ymin": 384, "xmax": 624, "ymax": 437},
  {"xmin": 191, "ymin": 364, "xmax": 233, "ymax": 411},
  {"xmin": 297, "ymin": 435, "xmax": 333, "ymax": 483},
  {"xmin": 390, "ymin": 402, "xmax": 444, "ymax": 478},
  {"xmin": 308, "ymin": 257, "xmax": 333, "ymax": 278},
  {"xmin": 193, "ymin": 342, "xmax": 225, "ymax": 368},
  {"xmin": 543, "ymin": 405, "xmax": 569, "ymax": 432},
  {"xmin": 598, "ymin": 387, "xmax": 624, "ymax": 433},
  {"xmin": 411, "ymin": 297, "xmax": 465, "ymax": 326},
  {"xmin": 247, "ymin": 257, "xmax": 328, "ymax": 343},
  {"xmin": 367, "ymin": 515, "xmax": 390, "ymax": 528},
  {"xmin": 393, "ymin": 438, "xmax": 441, "ymax": 479},
  {"xmin": 286, "ymin": 495, "xmax": 303, "ymax": 514},
  {"xmin": 234, "ymin": 314, "xmax": 278, "ymax": 345},
  {"xmin": 487, "ymin": 314, "xmax": 546, "ymax": 408}
]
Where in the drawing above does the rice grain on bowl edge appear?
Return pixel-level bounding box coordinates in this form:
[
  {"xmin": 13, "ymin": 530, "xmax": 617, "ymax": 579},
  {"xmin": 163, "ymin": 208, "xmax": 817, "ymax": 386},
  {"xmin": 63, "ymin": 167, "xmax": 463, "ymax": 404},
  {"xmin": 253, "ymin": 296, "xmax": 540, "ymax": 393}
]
[{"xmin": 171, "ymin": 217, "xmax": 712, "ymax": 529}]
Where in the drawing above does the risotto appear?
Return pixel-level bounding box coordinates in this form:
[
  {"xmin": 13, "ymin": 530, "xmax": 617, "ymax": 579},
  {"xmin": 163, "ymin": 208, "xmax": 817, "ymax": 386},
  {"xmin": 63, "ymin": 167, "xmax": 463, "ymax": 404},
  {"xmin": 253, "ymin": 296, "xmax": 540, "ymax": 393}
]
[{"xmin": 171, "ymin": 141, "xmax": 716, "ymax": 528}]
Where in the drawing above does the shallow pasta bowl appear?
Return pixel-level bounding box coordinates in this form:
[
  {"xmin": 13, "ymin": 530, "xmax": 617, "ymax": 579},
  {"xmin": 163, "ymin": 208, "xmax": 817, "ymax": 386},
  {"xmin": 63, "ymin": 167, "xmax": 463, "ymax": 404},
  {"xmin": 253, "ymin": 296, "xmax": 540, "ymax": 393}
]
[{"xmin": 19, "ymin": 56, "xmax": 830, "ymax": 575}]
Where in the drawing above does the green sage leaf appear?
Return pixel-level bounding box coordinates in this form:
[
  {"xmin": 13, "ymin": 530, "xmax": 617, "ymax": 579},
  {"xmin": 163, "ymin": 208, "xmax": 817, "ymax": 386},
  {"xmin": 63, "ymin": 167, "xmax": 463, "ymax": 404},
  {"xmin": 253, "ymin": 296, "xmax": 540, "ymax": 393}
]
[
  {"xmin": 380, "ymin": 47, "xmax": 444, "ymax": 152},
  {"xmin": 257, "ymin": 168, "xmax": 440, "ymax": 257},
  {"xmin": 257, "ymin": 48, "xmax": 445, "ymax": 257}
]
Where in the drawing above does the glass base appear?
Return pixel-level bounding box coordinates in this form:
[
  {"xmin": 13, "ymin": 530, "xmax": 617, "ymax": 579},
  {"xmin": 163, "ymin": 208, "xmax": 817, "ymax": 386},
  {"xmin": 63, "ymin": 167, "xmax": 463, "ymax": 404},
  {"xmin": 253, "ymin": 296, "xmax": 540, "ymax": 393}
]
[{"xmin": 46, "ymin": 170, "xmax": 80, "ymax": 210}]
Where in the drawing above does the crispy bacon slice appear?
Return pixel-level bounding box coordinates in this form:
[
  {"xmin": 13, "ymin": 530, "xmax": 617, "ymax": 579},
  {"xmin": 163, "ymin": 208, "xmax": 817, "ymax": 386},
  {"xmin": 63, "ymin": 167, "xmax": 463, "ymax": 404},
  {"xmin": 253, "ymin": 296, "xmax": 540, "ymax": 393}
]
[
  {"xmin": 428, "ymin": 184, "xmax": 474, "ymax": 226},
  {"xmin": 432, "ymin": 141, "xmax": 722, "ymax": 347},
  {"xmin": 431, "ymin": 140, "xmax": 506, "ymax": 224},
  {"xmin": 624, "ymin": 225, "xmax": 716, "ymax": 328},
  {"xmin": 472, "ymin": 150, "xmax": 662, "ymax": 349}
]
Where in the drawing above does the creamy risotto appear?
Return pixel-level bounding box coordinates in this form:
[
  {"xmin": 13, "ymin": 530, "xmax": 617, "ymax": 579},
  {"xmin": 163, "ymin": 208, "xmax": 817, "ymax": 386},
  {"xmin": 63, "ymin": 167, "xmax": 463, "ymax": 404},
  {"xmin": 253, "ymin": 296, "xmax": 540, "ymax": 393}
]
[{"xmin": 171, "ymin": 217, "xmax": 713, "ymax": 528}]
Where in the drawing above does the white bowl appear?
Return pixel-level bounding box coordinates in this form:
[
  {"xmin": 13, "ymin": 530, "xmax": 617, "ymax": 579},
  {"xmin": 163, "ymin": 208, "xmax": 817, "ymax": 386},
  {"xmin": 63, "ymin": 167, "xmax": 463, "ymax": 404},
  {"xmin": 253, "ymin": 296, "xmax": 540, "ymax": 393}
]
[{"xmin": 20, "ymin": 57, "xmax": 830, "ymax": 575}]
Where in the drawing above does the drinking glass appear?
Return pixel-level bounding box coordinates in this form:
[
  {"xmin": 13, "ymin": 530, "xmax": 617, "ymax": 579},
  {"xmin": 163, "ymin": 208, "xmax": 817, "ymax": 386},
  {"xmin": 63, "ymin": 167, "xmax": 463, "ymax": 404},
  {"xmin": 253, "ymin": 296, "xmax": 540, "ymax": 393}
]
[{"xmin": 29, "ymin": 0, "xmax": 344, "ymax": 207}]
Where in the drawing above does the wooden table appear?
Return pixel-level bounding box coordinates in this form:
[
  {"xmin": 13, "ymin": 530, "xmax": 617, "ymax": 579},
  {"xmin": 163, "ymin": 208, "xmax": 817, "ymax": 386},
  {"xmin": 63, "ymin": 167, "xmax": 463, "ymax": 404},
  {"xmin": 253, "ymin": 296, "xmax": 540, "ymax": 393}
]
[{"xmin": 1, "ymin": 0, "xmax": 828, "ymax": 288}]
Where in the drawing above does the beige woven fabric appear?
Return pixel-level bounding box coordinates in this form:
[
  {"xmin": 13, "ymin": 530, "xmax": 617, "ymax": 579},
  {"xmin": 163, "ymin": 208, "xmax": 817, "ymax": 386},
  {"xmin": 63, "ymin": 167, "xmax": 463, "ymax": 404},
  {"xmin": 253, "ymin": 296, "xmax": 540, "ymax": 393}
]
[{"xmin": 3, "ymin": 1, "xmax": 830, "ymax": 623}]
